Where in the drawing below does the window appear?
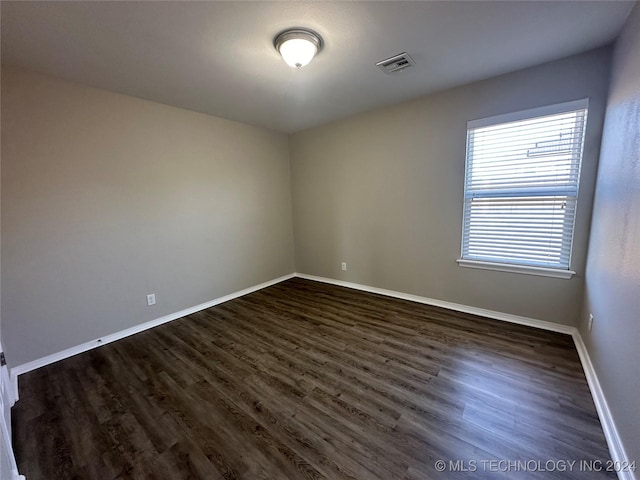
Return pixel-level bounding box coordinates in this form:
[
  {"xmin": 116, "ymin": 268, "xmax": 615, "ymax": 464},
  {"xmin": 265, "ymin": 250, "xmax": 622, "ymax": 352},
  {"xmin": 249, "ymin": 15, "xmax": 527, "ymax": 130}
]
[{"xmin": 458, "ymin": 99, "xmax": 589, "ymax": 279}]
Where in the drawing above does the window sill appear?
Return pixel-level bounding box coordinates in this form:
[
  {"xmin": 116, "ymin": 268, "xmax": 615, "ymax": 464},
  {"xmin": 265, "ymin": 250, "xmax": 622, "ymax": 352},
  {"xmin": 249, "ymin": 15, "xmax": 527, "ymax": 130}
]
[{"xmin": 456, "ymin": 259, "xmax": 575, "ymax": 279}]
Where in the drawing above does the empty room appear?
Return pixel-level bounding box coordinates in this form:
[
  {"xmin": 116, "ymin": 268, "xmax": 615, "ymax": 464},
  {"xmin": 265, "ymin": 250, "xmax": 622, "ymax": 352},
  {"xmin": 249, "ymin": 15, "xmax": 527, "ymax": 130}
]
[{"xmin": 0, "ymin": 1, "xmax": 638, "ymax": 479}]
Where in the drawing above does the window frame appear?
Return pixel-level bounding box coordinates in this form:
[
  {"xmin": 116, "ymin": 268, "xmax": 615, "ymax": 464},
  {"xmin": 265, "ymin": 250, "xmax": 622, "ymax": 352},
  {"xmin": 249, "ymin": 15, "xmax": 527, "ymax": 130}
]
[{"xmin": 457, "ymin": 99, "xmax": 589, "ymax": 279}]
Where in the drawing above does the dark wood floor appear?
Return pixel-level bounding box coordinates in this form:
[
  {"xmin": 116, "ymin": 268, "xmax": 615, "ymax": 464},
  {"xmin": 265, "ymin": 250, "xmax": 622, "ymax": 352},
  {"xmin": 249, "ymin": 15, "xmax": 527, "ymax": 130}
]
[{"xmin": 13, "ymin": 278, "xmax": 614, "ymax": 479}]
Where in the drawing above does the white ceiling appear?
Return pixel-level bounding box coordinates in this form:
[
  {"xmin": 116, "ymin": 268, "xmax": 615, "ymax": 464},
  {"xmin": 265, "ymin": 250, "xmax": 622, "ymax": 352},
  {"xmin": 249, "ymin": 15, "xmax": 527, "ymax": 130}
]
[{"xmin": 1, "ymin": 1, "xmax": 635, "ymax": 133}]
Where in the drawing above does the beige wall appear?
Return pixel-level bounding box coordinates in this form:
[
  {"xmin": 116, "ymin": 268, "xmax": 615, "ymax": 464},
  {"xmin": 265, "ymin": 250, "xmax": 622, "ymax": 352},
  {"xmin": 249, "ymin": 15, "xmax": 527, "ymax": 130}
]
[
  {"xmin": 580, "ymin": 4, "xmax": 640, "ymax": 466},
  {"xmin": 290, "ymin": 48, "xmax": 611, "ymax": 326},
  {"xmin": 0, "ymin": 56, "xmax": 9, "ymax": 480},
  {"xmin": 1, "ymin": 67, "xmax": 295, "ymax": 366}
]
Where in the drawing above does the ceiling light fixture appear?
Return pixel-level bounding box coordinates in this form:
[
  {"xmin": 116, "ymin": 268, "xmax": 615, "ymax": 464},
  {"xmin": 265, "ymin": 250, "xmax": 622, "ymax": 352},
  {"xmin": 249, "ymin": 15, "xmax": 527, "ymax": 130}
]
[{"xmin": 274, "ymin": 28, "xmax": 323, "ymax": 69}]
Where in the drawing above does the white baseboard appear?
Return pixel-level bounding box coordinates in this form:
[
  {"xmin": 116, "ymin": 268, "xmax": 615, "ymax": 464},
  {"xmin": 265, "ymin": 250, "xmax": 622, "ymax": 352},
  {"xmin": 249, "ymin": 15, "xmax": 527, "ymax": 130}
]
[
  {"xmin": 7, "ymin": 271, "xmax": 633, "ymax": 480},
  {"xmin": 1, "ymin": 345, "xmax": 23, "ymax": 479},
  {"xmin": 1, "ymin": 414, "xmax": 21, "ymax": 480},
  {"xmin": 295, "ymin": 273, "xmax": 575, "ymax": 334},
  {"xmin": 572, "ymin": 332, "xmax": 636, "ymax": 480},
  {"xmin": 9, "ymin": 273, "xmax": 295, "ymax": 399},
  {"xmin": 295, "ymin": 273, "xmax": 634, "ymax": 480}
]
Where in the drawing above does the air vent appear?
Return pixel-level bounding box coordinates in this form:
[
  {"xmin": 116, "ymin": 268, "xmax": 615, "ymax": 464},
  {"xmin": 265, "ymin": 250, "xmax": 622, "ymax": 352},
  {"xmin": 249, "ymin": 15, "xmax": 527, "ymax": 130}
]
[{"xmin": 376, "ymin": 52, "xmax": 415, "ymax": 74}]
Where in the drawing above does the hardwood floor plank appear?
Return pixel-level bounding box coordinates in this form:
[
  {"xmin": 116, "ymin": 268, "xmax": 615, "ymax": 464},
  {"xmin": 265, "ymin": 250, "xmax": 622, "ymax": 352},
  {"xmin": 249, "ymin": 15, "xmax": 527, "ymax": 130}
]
[{"xmin": 12, "ymin": 278, "xmax": 616, "ymax": 479}]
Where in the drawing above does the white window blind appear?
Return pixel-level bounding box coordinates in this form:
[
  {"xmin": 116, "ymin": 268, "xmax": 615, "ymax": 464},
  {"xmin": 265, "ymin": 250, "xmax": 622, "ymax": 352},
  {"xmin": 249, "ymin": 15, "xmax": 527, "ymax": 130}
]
[{"xmin": 461, "ymin": 100, "xmax": 588, "ymax": 272}]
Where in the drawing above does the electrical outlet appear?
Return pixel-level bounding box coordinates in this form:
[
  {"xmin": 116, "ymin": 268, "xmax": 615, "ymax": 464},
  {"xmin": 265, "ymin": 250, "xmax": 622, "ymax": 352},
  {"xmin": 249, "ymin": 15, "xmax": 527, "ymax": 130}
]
[
  {"xmin": 588, "ymin": 314, "xmax": 594, "ymax": 332},
  {"xmin": 341, "ymin": 262, "xmax": 347, "ymax": 271},
  {"xmin": 147, "ymin": 293, "xmax": 156, "ymax": 306}
]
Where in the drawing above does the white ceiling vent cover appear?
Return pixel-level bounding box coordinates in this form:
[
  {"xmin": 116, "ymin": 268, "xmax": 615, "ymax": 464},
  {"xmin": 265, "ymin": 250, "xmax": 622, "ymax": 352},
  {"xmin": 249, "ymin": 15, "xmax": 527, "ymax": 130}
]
[{"xmin": 376, "ymin": 52, "xmax": 415, "ymax": 74}]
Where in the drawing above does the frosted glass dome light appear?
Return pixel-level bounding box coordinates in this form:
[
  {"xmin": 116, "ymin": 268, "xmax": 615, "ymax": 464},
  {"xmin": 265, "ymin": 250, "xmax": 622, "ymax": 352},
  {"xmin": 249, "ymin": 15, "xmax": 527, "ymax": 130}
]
[{"xmin": 274, "ymin": 29, "xmax": 323, "ymax": 69}]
